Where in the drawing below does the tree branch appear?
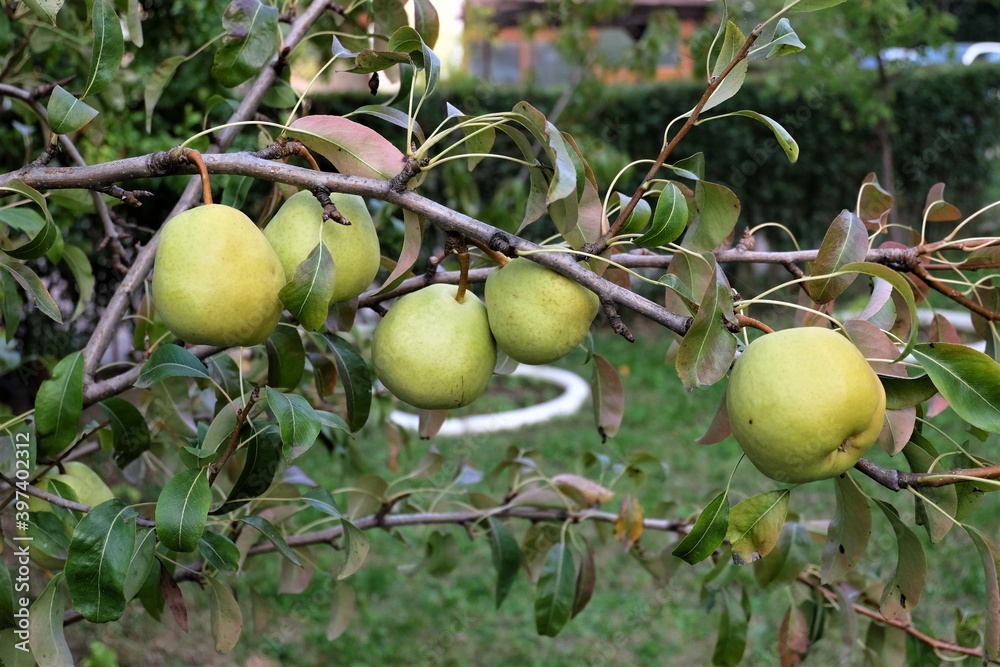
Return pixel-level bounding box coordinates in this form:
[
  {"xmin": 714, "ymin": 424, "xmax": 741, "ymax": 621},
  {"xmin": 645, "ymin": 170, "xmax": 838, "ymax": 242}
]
[
  {"xmin": 855, "ymin": 457, "xmax": 1000, "ymax": 491},
  {"xmin": 0, "ymin": 472, "xmax": 155, "ymax": 528}
]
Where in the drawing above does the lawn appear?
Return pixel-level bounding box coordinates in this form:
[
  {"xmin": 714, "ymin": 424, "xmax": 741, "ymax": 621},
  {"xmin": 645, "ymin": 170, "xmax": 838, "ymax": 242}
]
[{"xmin": 65, "ymin": 325, "xmax": 999, "ymax": 666}]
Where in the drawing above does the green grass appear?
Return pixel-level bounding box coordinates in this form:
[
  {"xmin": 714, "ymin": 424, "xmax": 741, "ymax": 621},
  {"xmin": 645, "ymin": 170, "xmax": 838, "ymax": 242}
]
[{"xmin": 66, "ymin": 328, "xmax": 1000, "ymax": 666}]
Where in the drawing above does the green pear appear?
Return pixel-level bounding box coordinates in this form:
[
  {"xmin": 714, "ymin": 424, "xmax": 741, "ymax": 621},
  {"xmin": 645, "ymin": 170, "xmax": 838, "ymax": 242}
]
[
  {"xmin": 372, "ymin": 284, "xmax": 497, "ymax": 410},
  {"xmin": 484, "ymin": 258, "xmax": 599, "ymax": 365},
  {"xmin": 726, "ymin": 327, "xmax": 886, "ymax": 484},
  {"xmin": 263, "ymin": 190, "xmax": 381, "ymax": 304},
  {"xmin": 153, "ymin": 204, "xmax": 285, "ymax": 346}
]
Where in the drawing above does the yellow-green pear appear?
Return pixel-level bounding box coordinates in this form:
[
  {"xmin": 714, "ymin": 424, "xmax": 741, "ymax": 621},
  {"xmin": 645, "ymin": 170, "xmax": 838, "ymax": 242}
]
[
  {"xmin": 263, "ymin": 190, "xmax": 381, "ymax": 304},
  {"xmin": 485, "ymin": 258, "xmax": 599, "ymax": 365},
  {"xmin": 726, "ymin": 327, "xmax": 886, "ymax": 484},
  {"xmin": 372, "ymin": 284, "xmax": 497, "ymax": 410},
  {"xmin": 153, "ymin": 204, "xmax": 285, "ymax": 346}
]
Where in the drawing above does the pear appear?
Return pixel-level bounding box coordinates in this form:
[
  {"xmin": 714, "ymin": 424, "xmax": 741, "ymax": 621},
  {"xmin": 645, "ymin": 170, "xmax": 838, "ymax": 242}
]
[
  {"xmin": 153, "ymin": 204, "xmax": 285, "ymax": 346},
  {"xmin": 726, "ymin": 327, "xmax": 886, "ymax": 484},
  {"xmin": 484, "ymin": 258, "xmax": 599, "ymax": 365},
  {"xmin": 372, "ymin": 284, "xmax": 497, "ymax": 410},
  {"xmin": 263, "ymin": 190, "xmax": 381, "ymax": 304}
]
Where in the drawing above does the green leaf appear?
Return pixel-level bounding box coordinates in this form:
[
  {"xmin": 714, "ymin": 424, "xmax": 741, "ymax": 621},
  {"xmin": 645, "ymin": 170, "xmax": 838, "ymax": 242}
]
[
  {"xmin": 135, "ymin": 345, "xmax": 211, "ymax": 388},
  {"xmin": 60, "ymin": 244, "xmax": 94, "ymax": 321},
  {"xmin": 241, "ymin": 515, "xmax": 301, "ymax": 565},
  {"xmin": 65, "ymin": 499, "xmax": 137, "ymax": 622},
  {"xmin": 206, "ymin": 577, "xmax": 243, "ymax": 653},
  {"xmin": 727, "ymin": 111, "xmax": 799, "ymax": 163},
  {"xmin": 571, "ymin": 537, "xmax": 597, "ymax": 619},
  {"xmin": 210, "ymin": 429, "xmax": 281, "ymax": 515},
  {"xmin": 685, "ymin": 180, "xmax": 740, "ymax": 253},
  {"xmin": 84, "ymin": 0, "xmax": 124, "ymax": 98},
  {"xmin": 806, "ymin": 210, "xmax": 868, "ymax": 304},
  {"xmin": 487, "ymin": 517, "xmax": 521, "ymax": 609},
  {"xmin": 0, "ymin": 182, "xmax": 58, "ymax": 261},
  {"xmin": 145, "ymin": 55, "xmax": 189, "ymax": 133},
  {"xmin": 712, "ymin": 588, "xmax": 749, "ymax": 666},
  {"xmin": 766, "ymin": 18, "xmax": 806, "ymax": 58},
  {"xmin": 301, "ymin": 487, "xmax": 342, "ymax": 518},
  {"xmin": 327, "ymin": 583, "xmax": 356, "ymax": 641},
  {"xmin": 126, "ymin": 0, "xmax": 143, "ymax": 47},
  {"xmin": 873, "ymin": 499, "xmax": 926, "ymax": 621},
  {"xmin": 703, "ymin": 22, "xmax": 748, "ymax": 113},
  {"xmin": 511, "ymin": 102, "xmax": 577, "ymax": 205},
  {"xmin": 903, "ymin": 437, "xmax": 957, "ymax": 543},
  {"xmin": 822, "ymin": 474, "xmax": 871, "ymax": 584},
  {"xmin": 279, "ymin": 242, "xmax": 335, "ymax": 332},
  {"xmin": 880, "ymin": 374, "xmax": 938, "ymax": 410},
  {"xmin": 727, "ymin": 489, "xmax": 790, "ymax": 565},
  {"xmin": 155, "ymin": 468, "xmax": 211, "ymax": 553},
  {"xmin": 22, "ymin": 0, "xmax": 65, "ymax": 24},
  {"xmin": 784, "ymin": 0, "xmax": 847, "ymax": 12},
  {"xmin": 28, "ymin": 572, "xmax": 73, "ymax": 667},
  {"xmin": 0, "ymin": 271, "xmax": 21, "ymax": 341},
  {"xmin": 100, "ymin": 396, "xmax": 152, "ymax": 469},
  {"xmin": 424, "ymin": 530, "xmax": 458, "ymax": 577},
  {"xmin": 534, "ymin": 543, "xmax": 575, "ymax": 637},
  {"xmin": 590, "ymin": 354, "xmax": 625, "ymax": 439},
  {"xmin": 337, "ymin": 519, "xmax": 370, "ymax": 580},
  {"xmin": 0, "ymin": 255, "xmax": 61, "ymax": 322},
  {"xmin": 266, "ymin": 326, "xmax": 305, "ymax": 390},
  {"xmin": 636, "ymin": 182, "xmax": 689, "ymax": 248},
  {"xmin": 200, "ymin": 531, "xmax": 241, "ymax": 574},
  {"xmin": 911, "ymin": 343, "xmax": 1000, "ymax": 433},
  {"xmin": 265, "ymin": 387, "xmax": 321, "ymax": 462},
  {"xmin": 753, "ymin": 522, "xmax": 810, "ymax": 587},
  {"xmin": 413, "ymin": 0, "xmax": 440, "ymax": 48},
  {"xmin": 964, "ymin": 526, "xmax": 1000, "ymax": 660},
  {"xmin": 348, "ymin": 104, "xmax": 426, "ymax": 144},
  {"xmin": 288, "ymin": 115, "xmax": 406, "ymax": 180},
  {"xmin": 123, "ymin": 528, "xmax": 157, "ymax": 602},
  {"xmin": 34, "ymin": 351, "xmax": 84, "ymax": 454},
  {"xmin": 672, "ymin": 491, "xmax": 730, "ymax": 564},
  {"xmin": 211, "ymin": 0, "xmax": 279, "ymax": 87},
  {"xmin": 46, "ymin": 85, "xmax": 99, "ymax": 134},
  {"xmin": 0, "ymin": 562, "xmax": 11, "ymax": 631},
  {"xmin": 677, "ymin": 261, "xmax": 738, "ymax": 389},
  {"xmin": 321, "ymin": 333, "xmax": 372, "ymax": 432}
]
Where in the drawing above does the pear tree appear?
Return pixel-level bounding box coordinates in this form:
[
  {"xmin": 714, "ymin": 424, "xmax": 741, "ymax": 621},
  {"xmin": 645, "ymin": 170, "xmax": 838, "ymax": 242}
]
[{"xmin": 1, "ymin": 0, "xmax": 1000, "ymax": 664}]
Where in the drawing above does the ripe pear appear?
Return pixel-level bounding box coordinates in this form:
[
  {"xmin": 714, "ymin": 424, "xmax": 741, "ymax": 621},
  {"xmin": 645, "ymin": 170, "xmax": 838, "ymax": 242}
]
[
  {"xmin": 726, "ymin": 327, "xmax": 886, "ymax": 484},
  {"xmin": 153, "ymin": 204, "xmax": 285, "ymax": 346},
  {"xmin": 484, "ymin": 258, "xmax": 599, "ymax": 365},
  {"xmin": 372, "ymin": 284, "xmax": 497, "ymax": 410},
  {"xmin": 263, "ymin": 190, "xmax": 381, "ymax": 304}
]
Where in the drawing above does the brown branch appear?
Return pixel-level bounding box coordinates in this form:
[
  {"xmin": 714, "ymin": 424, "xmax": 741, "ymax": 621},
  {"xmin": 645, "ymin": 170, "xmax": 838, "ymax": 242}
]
[
  {"xmin": 582, "ymin": 23, "xmax": 764, "ymax": 257},
  {"xmin": 911, "ymin": 264, "xmax": 1000, "ymax": 321},
  {"xmin": 855, "ymin": 457, "xmax": 1000, "ymax": 491},
  {"xmin": 798, "ymin": 572, "xmax": 996, "ymax": 662},
  {"xmin": 208, "ymin": 387, "xmax": 261, "ymax": 486},
  {"xmin": 602, "ymin": 299, "xmax": 635, "ymax": 342},
  {"xmin": 311, "ymin": 186, "xmax": 348, "ymax": 224},
  {"xmin": 0, "ymin": 472, "xmax": 155, "ymax": 528}
]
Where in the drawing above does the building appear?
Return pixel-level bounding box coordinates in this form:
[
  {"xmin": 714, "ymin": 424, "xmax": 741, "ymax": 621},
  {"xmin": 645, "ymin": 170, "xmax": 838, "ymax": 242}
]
[{"xmin": 463, "ymin": 0, "xmax": 712, "ymax": 85}]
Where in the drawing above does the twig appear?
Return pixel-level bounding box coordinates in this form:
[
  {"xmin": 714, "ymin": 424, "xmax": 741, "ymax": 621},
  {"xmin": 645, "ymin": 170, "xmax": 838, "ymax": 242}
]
[
  {"xmin": 311, "ymin": 186, "xmax": 348, "ymax": 224},
  {"xmin": 602, "ymin": 299, "xmax": 635, "ymax": 342},
  {"xmin": 208, "ymin": 387, "xmax": 261, "ymax": 486},
  {"xmin": 855, "ymin": 457, "xmax": 1000, "ymax": 491},
  {"xmin": 911, "ymin": 264, "xmax": 1000, "ymax": 321},
  {"xmin": 0, "ymin": 472, "xmax": 155, "ymax": 528}
]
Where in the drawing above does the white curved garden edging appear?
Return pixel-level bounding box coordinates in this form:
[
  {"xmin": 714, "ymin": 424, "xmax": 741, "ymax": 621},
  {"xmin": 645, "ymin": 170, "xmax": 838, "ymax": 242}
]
[{"xmin": 389, "ymin": 365, "xmax": 591, "ymax": 437}]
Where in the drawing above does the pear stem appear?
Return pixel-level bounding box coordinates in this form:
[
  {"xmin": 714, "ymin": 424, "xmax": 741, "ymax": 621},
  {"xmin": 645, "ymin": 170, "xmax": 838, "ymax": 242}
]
[
  {"xmin": 182, "ymin": 148, "xmax": 213, "ymax": 205},
  {"xmin": 468, "ymin": 237, "xmax": 510, "ymax": 267},
  {"xmin": 455, "ymin": 251, "xmax": 470, "ymax": 304},
  {"xmin": 735, "ymin": 314, "xmax": 774, "ymax": 334}
]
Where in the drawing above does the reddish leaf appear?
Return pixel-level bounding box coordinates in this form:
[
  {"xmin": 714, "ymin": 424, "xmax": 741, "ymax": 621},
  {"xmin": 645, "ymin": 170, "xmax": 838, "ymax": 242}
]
[
  {"xmin": 375, "ymin": 209, "xmax": 424, "ymax": 294},
  {"xmin": 160, "ymin": 565, "xmax": 188, "ymax": 632},
  {"xmin": 858, "ymin": 173, "xmax": 894, "ymax": 231},
  {"xmin": 875, "ymin": 406, "xmax": 915, "ymax": 456},
  {"xmin": 591, "ymin": 354, "xmax": 624, "ymax": 440},
  {"xmin": 418, "ymin": 409, "xmax": 448, "ymax": 439},
  {"xmin": 571, "ymin": 537, "xmax": 596, "ymax": 618},
  {"xmin": 696, "ymin": 387, "xmax": 732, "ymax": 445},
  {"xmin": 779, "ymin": 603, "xmax": 810, "ymax": 666},
  {"xmin": 923, "ymin": 183, "xmax": 962, "ymax": 222},
  {"xmin": 927, "ymin": 314, "xmax": 961, "ymax": 416},
  {"xmin": 843, "ymin": 319, "xmax": 906, "ymax": 377},
  {"xmin": 289, "ymin": 115, "xmax": 405, "ymax": 180},
  {"xmin": 806, "ymin": 210, "xmax": 868, "ymax": 304}
]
